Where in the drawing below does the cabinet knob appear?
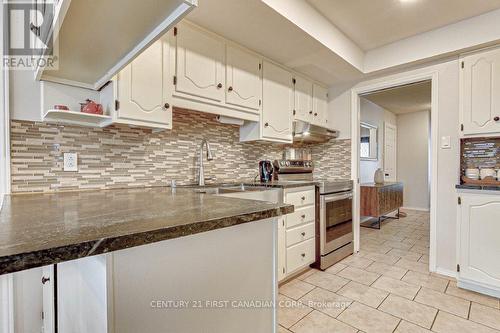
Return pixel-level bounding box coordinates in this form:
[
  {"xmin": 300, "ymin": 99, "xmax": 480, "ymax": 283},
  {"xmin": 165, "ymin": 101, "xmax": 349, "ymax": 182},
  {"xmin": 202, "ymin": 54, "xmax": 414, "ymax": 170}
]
[
  {"xmin": 301, "ymin": 196, "xmax": 306, "ymax": 200},
  {"xmin": 228, "ymin": 86, "xmax": 233, "ymax": 92},
  {"xmin": 494, "ymin": 116, "xmax": 500, "ymax": 121},
  {"xmin": 164, "ymin": 103, "xmax": 170, "ymax": 109},
  {"xmin": 301, "ymin": 214, "xmax": 306, "ymax": 219},
  {"xmin": 301, "ymin": 253, "xmax": 306, "ymax": 258},
  {"xmin": 42, "ymin": 276, "xmax": 50, "ymax": 284},
  {"xmin": 301, "ymin": 232, "xmax": 306, "ymax": 237},
  {"xmin": 309, "ymin": 111, "xmax": 313, "ymax": 115},
  {"xmin": 217, "ymin": 83, "xmax": 223, "ymax": 89},
  {"xmin": 314, "ymin": 113, "xmax": 318, "ymax": 116},
  {"xmin": 264, "ymin": 122, "xmax": 269, "ymax": 127}
]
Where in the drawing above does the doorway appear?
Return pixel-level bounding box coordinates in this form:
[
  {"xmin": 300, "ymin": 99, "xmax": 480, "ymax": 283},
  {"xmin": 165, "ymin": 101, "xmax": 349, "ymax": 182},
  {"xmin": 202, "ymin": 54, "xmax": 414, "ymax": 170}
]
[{"xmin": 351, "ymin": 72, "xmax": 438, "ymax": 272}]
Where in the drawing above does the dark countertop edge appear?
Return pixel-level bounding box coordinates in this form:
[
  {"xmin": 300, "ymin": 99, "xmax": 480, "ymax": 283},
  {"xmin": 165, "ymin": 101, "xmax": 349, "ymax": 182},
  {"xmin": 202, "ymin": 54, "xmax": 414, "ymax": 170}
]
[
  {"xmin": 0, "ymin": 204, "xmax": 293, "ymax": 276},
  {"xmin": 455, "ymin": 184, "xmax": 500, "ymax": 191}
]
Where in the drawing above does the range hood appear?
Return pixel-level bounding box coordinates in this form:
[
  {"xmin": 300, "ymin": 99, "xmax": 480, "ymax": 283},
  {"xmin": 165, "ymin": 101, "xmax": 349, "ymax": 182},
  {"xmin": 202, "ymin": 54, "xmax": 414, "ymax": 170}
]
[
  {"xmin": 293, "ymin": 120, "xmax": 338, "ymax": 144},
  {"xmin": 36, "ymin": 0, "xmax": 197, "ymax": 90}
]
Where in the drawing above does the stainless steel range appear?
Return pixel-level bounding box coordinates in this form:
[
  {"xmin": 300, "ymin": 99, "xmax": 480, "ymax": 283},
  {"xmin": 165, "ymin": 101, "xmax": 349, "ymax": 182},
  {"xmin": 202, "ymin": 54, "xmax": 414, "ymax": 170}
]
[{"xmin": 273, "ymin": 159, "xmax": 353, "ymax": 270}]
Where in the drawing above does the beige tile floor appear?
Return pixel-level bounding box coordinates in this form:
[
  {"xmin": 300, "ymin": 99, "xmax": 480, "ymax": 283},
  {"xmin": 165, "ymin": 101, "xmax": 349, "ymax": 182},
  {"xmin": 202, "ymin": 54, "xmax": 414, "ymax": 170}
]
[{"xmin": 278, "ymin": 210, "xmax": 500, "ymax": 333}]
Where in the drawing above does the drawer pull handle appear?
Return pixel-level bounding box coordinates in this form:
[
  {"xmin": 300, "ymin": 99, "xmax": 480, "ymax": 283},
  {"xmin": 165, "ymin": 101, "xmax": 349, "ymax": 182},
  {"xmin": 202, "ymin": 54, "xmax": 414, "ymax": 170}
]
[
  {"xmin": 42, "ymin": 276, "xmax": 50, "ymax": 284},
  {"xmin": 301, "ymin": 232, "xmax": 306, "ymax": 236},
  {"xmin": 301, "ymin": 196, "xmax": 306, "ymax": 200},
  {"xmin": 301, "ymin": 214, "xmax": 306, "ymax": 219},
  {"xmin": 301, "ymin": 253, "xmax": 306, "ymax": 258}
]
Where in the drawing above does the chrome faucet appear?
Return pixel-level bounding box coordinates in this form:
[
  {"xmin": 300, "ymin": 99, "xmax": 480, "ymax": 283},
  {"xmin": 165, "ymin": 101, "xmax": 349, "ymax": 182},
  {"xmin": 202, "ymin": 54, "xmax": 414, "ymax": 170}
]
[{"xmin": 198, "ymin": 139, "xmax": 214, "ymax": 186}]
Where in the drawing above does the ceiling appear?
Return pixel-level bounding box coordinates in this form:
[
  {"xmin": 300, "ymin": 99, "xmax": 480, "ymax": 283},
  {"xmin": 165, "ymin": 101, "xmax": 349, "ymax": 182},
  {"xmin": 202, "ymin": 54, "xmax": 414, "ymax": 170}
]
[
  {"xmin": 362, "ymin": 81, "xmax": 431, "ymax": 114},
  {"xmin": 306, "ymin": 0, "xmax": 500, "ymax": 50},
  {"xmin": 186, "ymin": 0, "xmax": 363, "ymax": 85}
]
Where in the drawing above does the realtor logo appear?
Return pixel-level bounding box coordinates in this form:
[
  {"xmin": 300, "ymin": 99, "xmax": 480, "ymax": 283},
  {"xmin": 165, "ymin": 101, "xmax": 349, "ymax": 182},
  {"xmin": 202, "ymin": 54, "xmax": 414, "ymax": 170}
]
[{"xmin": 3, "ymin": 0, "xmax": 58, "ymax": 70}]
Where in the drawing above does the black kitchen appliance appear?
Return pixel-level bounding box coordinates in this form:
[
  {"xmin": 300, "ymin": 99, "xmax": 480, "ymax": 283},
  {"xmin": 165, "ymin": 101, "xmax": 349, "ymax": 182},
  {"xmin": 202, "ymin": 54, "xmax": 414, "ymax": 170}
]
[{"xmin": 259, "ymin": 160, "xmax": 274, "ymax": 182}]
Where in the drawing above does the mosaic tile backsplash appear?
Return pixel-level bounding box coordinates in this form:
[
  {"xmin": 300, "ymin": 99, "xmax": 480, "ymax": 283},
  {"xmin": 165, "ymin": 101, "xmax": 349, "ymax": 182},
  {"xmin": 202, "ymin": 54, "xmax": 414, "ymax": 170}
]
[
  {"xmin": 10, "ymin": 109, "xmax": 351, "ymax": 193},
  {"xmin": 461, "ymin": 137, "xmax": 500, "ymax": 171}
]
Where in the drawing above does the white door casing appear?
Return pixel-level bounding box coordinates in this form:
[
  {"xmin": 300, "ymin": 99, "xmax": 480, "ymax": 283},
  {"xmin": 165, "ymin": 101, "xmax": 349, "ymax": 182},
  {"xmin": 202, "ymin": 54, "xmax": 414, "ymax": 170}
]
[
  {"xmin": 261, "ymin": 61, "xmax": 293, "ymax": 141},
  {"xmin": 225, "ymin": 45, "xmax": 261, "ymax": 111},
  {"xmin": 351, "ymin": 71, "xmax": 439, "ymax": 275},
  {"xmin": 461, "ymin": 47, "xmax": 500, "ymax": 135},
  {"xmin": 117, "ymin": 39, "xmax": 171, "ymax": 127},
  {"xmin": 458, "ymin": 194, "xmax": 500, "ymax": 289},
  {"xmin": 384, "ymin": 123, "xmax": 397, "ymax": 182},
  {"xmin": 175, "ymin": 23, "xmax": 225, "ymax": 102},
  {"xmin": 293, "ymin": 75, "xmax": 313, "ymax": 123}
]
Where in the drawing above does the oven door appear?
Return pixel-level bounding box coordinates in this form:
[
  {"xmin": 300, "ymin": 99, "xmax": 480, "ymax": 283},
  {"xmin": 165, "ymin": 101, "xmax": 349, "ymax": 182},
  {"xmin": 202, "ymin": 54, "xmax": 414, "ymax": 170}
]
[{"xmin": 320, "ymin": 191, "xmax": 353, "ymax": 255}]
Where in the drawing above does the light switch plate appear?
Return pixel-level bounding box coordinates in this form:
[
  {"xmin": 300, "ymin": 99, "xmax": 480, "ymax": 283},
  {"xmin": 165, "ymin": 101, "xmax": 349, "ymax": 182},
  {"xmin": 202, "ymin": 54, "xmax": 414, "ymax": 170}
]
[
  {"xmin": 441, "ymin": 136, "xmax": 451, "ymax": 149},
  {"xmin": 63, "ymin": 153, "xmax": 78, "ymax": 171}
]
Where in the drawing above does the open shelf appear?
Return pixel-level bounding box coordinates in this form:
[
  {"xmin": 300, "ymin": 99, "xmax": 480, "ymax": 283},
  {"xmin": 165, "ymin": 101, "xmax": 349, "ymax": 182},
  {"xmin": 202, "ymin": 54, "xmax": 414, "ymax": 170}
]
[{"xmin": 43, "ymin": 110, "xmax": 113, "ymax": 128}]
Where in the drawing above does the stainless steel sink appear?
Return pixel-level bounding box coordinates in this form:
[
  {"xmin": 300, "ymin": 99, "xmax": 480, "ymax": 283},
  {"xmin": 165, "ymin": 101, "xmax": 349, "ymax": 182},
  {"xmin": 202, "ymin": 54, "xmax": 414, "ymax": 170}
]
[
  {"xmin": 192, "ymin": 184, "xmax": 271, "ymax": 194},
  {"xmin": 188, "ymin": 183, "xmax": 282, "ymax": 203}
]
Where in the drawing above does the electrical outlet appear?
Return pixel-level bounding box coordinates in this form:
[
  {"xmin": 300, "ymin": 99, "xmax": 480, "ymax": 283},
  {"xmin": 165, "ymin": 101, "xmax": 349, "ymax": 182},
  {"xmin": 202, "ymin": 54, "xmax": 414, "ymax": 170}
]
[{"xmin": 63, "ymin": 153, "xmax": 78, "ymax": 172}]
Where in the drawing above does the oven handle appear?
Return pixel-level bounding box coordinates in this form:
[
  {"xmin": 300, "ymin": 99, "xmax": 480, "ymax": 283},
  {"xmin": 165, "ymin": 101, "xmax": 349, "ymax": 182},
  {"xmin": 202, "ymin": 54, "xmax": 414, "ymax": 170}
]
[{"xmin": 323, "ymin": 192, "xmax": 353, "ymax": 203}]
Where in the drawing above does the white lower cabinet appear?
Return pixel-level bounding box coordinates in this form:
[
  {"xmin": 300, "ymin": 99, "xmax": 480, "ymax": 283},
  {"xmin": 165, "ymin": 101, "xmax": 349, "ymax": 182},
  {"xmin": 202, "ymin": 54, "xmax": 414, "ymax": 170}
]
[
  {"xmin": 56, "ymin": 218, "xmax": 277, "ymax": 333},
  {"xmin": 457, "ymin": 191, "xmax": 500, "ymax": 297},
  {"xmin": 278, "ymin": 186, "xmax": 316, "ymax": 282}
]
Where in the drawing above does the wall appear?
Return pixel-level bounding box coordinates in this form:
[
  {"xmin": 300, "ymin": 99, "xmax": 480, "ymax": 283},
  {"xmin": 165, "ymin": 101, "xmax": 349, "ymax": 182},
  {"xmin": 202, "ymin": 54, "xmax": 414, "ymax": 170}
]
[
  {"xmin": 397, "ymin": 110, "xmax": 430, "ymax": 210},
  {"xmin": 359, "ymin": 98, "xmax": 396, "ymax": 183},
  {"xmin": 328, "ymin": 58, "xmax": 461, "ymax": 274},
  {"xmin": 10, "ymin": 108, "xmax": 351, "ymax": 193}
]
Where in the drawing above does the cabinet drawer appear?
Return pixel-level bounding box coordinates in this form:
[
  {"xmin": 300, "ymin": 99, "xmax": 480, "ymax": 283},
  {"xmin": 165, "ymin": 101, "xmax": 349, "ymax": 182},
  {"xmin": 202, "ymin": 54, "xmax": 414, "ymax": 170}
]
[
  {"xmin": 286, "ymin": 238, "xmax": 315, "ymax": 274},
  {"xmin": 286, "ymin": 206, "xmax": 315, "ymax": 228},
  {"xmin": 286, "ymin": 222, "xmax": 315, "ymax": 247},
  {"xmin": 285, "ymin": 189, "xmax": 315, "ymax": 208}
]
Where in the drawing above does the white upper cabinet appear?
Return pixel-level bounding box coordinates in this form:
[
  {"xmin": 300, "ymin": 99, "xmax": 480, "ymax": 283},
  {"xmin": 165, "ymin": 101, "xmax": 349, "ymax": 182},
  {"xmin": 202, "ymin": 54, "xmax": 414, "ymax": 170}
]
[
  {"xmin": 115, "ymin": 39, "xmax": 171, "ymax": 129},
  {"xmin": 458, "ymin": 193, "xmax": 500, "ymax": 296},
  {"xmin": 312, "ymin": 84, "xmax": 328, "ymax": 127},
  {"xmin": 261, "ymin": 61, "xmax": 293, "ymax": 142},
  {"xmin": 461, "ymin": 47, "xmax": 500, "ymax": 135},
  {"xmin": 174, "ymin": 23, "xmax": 225, "ymax": 102},
  {"xmin": 37, "ymin": 0, "xmax": 197, "ymax": 89},
  {"xmin": 225, "ymin": 45, "xmax": 262, "ymax": 112},
  {"xmin": 294, "ymin": 75, "xmax": 313, "ymax": 123}
]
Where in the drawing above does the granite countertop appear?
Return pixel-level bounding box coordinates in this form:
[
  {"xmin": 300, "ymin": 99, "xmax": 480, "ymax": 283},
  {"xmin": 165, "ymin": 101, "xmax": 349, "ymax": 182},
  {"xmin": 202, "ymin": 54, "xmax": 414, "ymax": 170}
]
[
  {"xmin": 456, "ymin": 184, "xmax": 500, "ymax": 191},
  {"xmin": 0, "ymin": 187, "xmax": 294, "ymax": 275}
]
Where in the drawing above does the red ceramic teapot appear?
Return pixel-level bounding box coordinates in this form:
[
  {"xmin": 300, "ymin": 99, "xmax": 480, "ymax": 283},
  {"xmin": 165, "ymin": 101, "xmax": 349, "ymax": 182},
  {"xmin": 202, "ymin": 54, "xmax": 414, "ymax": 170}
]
[{"xmin": 80, "ymin": 99, "xmax": 103, "ymax": 115}]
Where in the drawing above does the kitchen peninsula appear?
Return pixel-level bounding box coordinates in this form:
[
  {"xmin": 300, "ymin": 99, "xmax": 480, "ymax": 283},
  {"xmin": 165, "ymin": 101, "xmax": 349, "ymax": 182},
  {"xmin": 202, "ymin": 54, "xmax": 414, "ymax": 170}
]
[{"xmin": 0, "ymin": 186, "xmax": 293, "ymax": 333}]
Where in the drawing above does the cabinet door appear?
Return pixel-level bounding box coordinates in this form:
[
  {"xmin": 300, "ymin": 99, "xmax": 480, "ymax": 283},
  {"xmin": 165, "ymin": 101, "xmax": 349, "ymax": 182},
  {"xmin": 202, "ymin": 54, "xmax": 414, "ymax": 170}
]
[
  {"xmin": 175, "ymin": 23, "xmax": 225, "ymax": 102},
  {"xmin": 294, "ymin": 75, "xmax": 313, "ymax": 122},
  {"xmin": 226, "ymin": 45, "xmax": 262, "ymax": 111},
  {"xmin": 262, "ymin": 61, "xmax": 293, "ymax": 141},
  {"xmin": 459, "ymin": 194, "xmax": 500, "ymax": 287},
  {"xmin": 277, "ymin": 217, "xmax": 286, "ymax": 282},
  {"xmin": 461, "ymin": 48, "xmax": 500, "ymax": 135},
  {"xmin": 312, "ymin": 84, "xmax": 328, "ymax": 127},
  {"xmin": 116, "ymin": 40, "xmax": 171, "ymax": 127}
]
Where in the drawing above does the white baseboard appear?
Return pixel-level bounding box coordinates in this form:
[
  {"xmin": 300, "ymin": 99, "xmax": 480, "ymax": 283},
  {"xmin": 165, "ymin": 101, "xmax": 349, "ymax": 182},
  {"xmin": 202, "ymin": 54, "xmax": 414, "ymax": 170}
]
[
  {"xmin": 401, "ymin": 206, "xmax": 430, "ymax": 212},
  {"xmin": 434, "ymin": 267, "xmax": 457, "ymax": 279},
  {"xmin": 458, "ymin": 277, "xmax": 500, "ymax": 298}
]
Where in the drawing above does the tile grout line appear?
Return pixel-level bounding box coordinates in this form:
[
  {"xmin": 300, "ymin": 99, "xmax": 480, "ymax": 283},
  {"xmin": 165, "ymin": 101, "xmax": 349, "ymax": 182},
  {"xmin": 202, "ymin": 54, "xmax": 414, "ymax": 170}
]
[{"xmin": 429, "ymin": 309, "xmax": 440, "ymax": 331}]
